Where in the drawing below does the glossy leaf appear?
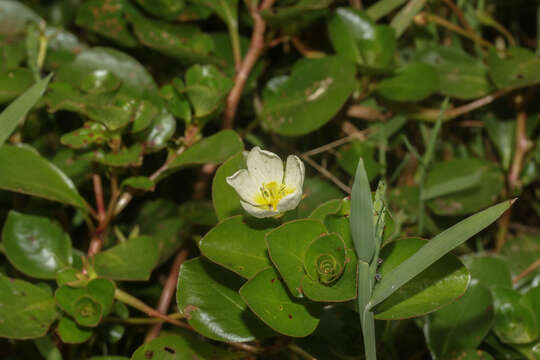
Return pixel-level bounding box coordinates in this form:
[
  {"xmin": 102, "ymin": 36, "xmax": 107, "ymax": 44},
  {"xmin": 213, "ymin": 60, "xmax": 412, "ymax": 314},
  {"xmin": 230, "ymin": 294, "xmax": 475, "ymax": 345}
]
[
  {"xmin": 92, "ymin": 236, "xmax": 158, "ymax": 281},
  {"xmin": 461, "ymin": 255, "xmax": 513, "ymax": 289},
  {"xmin": 266, "ymin": 219, "xmax": 327, "ymax": 297},
  {"xmin": 373, "ymin": 238, "xmax": 470, "ymax": 320},
  {"xmin": 120, "ymin": 176, "xmax": 154, "ymax": 191},
  {"xmin": 500, "ymin": 235, "xmax": 540, "ymax": 283},
  {"xmin": 491, "ymin": 287, "xmax": 538, "ymax": 344},
  {"xmin": 416, "ymin": 46, "xmax": 492, "ymax": 99},
  {"xmin": 199, "ymin": 215, "xmax": 274, "ymax": 279},
  {"xmin": 0, "ymin": 68, "xmax": 34, "ymax": 104},
  {"xmin": 164, "ymin": 130, "xmax": 243, "ymax": 179},
  {"xmin": 2, "ymin": 211, "xmax": 73, "ymax": 279},
  {"xmin": 297, "ymin": 178, "xmax": 344, "ymax": 218},
  {"xmin": 262, "ymin": 56, "xmax": 356, "ymax": 136},
  {"xmin": 239, "ymin": 267, "xmax": 320, "ymax": 337},
  {"xmin": 184, "ymin": 64, "xmax": 233, "ymax": 122},
  {"xmin": 60, "ymin": 122, "xmax": 110, "ymax": 149},
  {"xmin": 328, "ymin": 8, "xmax": 395, "ymax": 71},
  {"xmin": 131, "ymin": 332, "xmax": 243, "ymax": 360},
  {"xmin": 0, "ymin": 144, "xmax": 86, "ymax": 208},
  {"xmin": 0, "ymin": 274, "xmax": 57, "ymax": 339},
  {"xmin": 92, "ymin": 145, "xmax": 143, "ymax": 167},
  {"xmin": 377, "ymin": 62, "xmax": 439, "ymax": 101},
  {"xmin": 177, "ymin": 258, "xmax": 272, "ymax": 342},
  {"xmin": 425, "ymin": 282, "xmax": 494, "ymax": 359},
  {"xmin": 369, "ymin": 199, "xmax": 513, "ymax": 308},
  {"xmin": 56, "ymin": 316, "xmax": 92, "ymax": 344},
  {"xmin": 308, "ymin": 198, "xmax": 342, "ymax": 221},
  {"xmin": 134, "ymin": 0, "xmax": 185, "ymax": 20}
]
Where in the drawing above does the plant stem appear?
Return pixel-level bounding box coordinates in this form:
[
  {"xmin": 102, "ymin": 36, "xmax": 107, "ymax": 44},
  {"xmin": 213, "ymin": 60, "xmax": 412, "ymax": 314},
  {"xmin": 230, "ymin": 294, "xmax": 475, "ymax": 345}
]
[
  {"xmin": 106, "ymin": 313, "xmax": 184, "ymax": 325},
  {"xmin": 114, "ymin": 288, "xmax": 192, "ymax": 330},
  {"xmin": 418, "ymin": 98, "xmax": 449, "ymax": 235},
  {"xmin": 513, "ymin": 259, "xmax": 540, "ymax": 284},
  {"xmin": 222, "ymin": 0, "xmax": 276, "ymax": 129},
  {"xmin": 114, "ymin": 125, "xmax": 199, "ymax": 216},
  {"xmin": 301, "ymin": 154, "xmax": 352, "ymax": 194},
  {"xmin": 442, "ymin": 0, "xmax": 472, "ymax": 32},
  {"xmin": 145, "ymin": 248, "xmax": 189, "ymax": 343},
  {"xmin": 420, "ymin": 12, "xmax": 494, "ymax": 48},
  {"xmin": 287, "ymin": 343, "xmax": 317, "ymax": 360},
  {"xmin": 227, "ymin": 20, "xmax": 242, "ymax": 72},
  {"xmin": 508, "ymin": 111, "xmax": 532, "ymax": 190}
]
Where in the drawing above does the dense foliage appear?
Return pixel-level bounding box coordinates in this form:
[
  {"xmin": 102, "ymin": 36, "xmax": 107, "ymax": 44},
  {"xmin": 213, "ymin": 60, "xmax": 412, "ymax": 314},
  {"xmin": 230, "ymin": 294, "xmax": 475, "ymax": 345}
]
[{"xmin": 0, "ymin": 0, "xmax": 539, "ymax": 359}]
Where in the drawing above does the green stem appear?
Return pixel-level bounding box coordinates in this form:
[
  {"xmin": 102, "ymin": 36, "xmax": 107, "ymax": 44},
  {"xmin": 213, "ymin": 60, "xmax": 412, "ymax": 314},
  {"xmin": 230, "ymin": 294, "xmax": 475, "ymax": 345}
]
[
  {"xmin": 287, "ymin": 343, "xmax": 316, "ymax": 360},
  {"xmin": 366, "ymin": 0, "xmax": 408, "ymax": 21},
  {"xmin": 105, "ymin": 313, "xmax": 184, "ymax": 325},
  {"xmin": 418, "ymin": 97, "xmax": 449, "ymax": 235},
  {"xmin": 114, "ymin": 289, "xmax": 190, "ymax": 329},
  {"xmin": 227, "ymin": 19, "xmax": 242, "ymax": 71}
]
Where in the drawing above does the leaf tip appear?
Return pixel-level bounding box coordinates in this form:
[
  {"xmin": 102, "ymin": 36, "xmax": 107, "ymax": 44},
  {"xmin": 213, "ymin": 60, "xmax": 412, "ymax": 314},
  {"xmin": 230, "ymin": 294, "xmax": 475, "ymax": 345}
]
[{"xmin": 510, "ymin": 197, "xmax": 518, "ymax": 205}]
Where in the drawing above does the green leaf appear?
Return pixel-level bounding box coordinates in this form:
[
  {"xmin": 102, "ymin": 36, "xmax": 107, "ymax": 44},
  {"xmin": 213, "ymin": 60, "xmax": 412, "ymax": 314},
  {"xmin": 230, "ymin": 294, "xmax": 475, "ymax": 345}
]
[
  {"xmin": 55, "ymin": 279, "xmax": 115, "ymax": 327},
  {"xmin": 92, "ymin": 144, "xmax": 143, "ymax": 167},
  {"xmin": 369, "ymin": 199, "xmax": 513, "ymax": 308},
  {"xmin": 261, "ymin": 0, "xmax": 332, "ymax": 26},
  {"xmin": 484, "ymin": 118, "xmax": 515, "ymax": 171},
  {"xmin": 55, "ymin": 47, "xmax": 158, "ymax": 102},
  {"xmin": 120, "ymin": 176, "xmax": 154, "ymax": 191},
  {"xmin": 2, "ymin": 211, "xmax": 73, "ymax": 279},
  {"xmin": 178, "ymin": 201, "xmax": 218, "ymax": 226},
  {"xmin": 262, "ymin": 56, "xmax": 356, "ymax": 136},
  {"xmin": 76, "ymin": 0, "xmax": 137, "ymax": 47},
  {"xmin": 500, "ymin": 235, "xmax": 540, "ymax": 283},
  {"xmin": 164, "ymin": 130, "xmax": 243, "ymax": 179},
  {"xmin": 0, "ymin": 0, "xmax": 41, "ymax": 36},
  {"xmin": 134, "ymin": 0, "xmax": 185, "ymax": 20},
  {"xmin": 56, "ymin": 317, "xmax": 92, "ymax": 344},
  {"xmin": 188, "ymin": 0, "xmax": 238, "ymax": 28},
  {"xmin": 415, "ymin": 46, "xmax": 492, "ymax": 100},
  {"xmin": 199, "ymin": 215, "xmax": 274, "ymax": 279},
  {"xmin": 304, "ymin": 233, "xmax": 346, "ymax": 283},
  {"xmin": 461, "ymin": 255, "xmax": 513, "ymax": 289},
  {"xmin": 487, "ymin": 47, "xmax": 540, "ymax": 89},
  {"xmin": 0, "ymin": 144, "xmax": 86, "ymax": 208},
  {"xmin": 129, "ymin": 14, "xmax": 216, "ymax": 65},
  {"xmin": 60, "ymin": 122, "xmax": 110, "ymax": 149},
  {"xmin": 0, "ymin": 68, "xmax": 35, "ymax": 104},
  {"xmin": 92, "ymin": 236, "xmax": 158, "ymax": 281},
  {"xmin": 34, "ymin": 334, "xmax": 63, "ymax": 360},
  {"xmin": 491, "ymin": 287, "xmax": 538, "ymax": 344},
  {"xmin": 239, "ymin": 267, "xmax": 320, "ymax": 337},
  {"xmin": 425, "ymin": 282, "xmax": 494, "ymax": 359},
  {"xmin": 177, "ymin": 258, "xmax": 272, "ymax": 342},
  {"xmin": 425, "ymin": 159, "xmax": 504, "ymax": 216},
  {"xmin": 440, "ymin": 350, "xmax": 495, "ymax": 360},
  {"xmin": 389, "ymin": 0, "xmax": 426, "ymax": 38},
  {"xmin": 350, "ymin": 159, "xmax": 376, "ymax": 263},
  {"xmin": 526, "ymin": 286, "xmax": 540, "ymax": 331},
  {"xmin": 183, "ymin": 64, "xmax": 233, "ymax": 122},
  {"xmin": 0, "ymin": 274, "xmax": 57, "ymax": 339},
  {"xmin": 80, "ymin": 70, "xmax": 121, "ymax": 94},
  {"xmin": 337, "ymin": 140, "xmax": 381, "ymax": 180},
  {"xmin": 137, "ymin": 113, "xmax": 176, "ymax": 153},
  {"xmin": 377, "ymin": 62, "xmax": 439, "ymax": 101},
  {"xmin": 297, "ymin": 178, "xmax": 344, "ymax": 218},
  {"xmin": 212, "ymin": 152, "xmax": 245, "ymax": 220},
  {"xmin": 328, "ymin": 8, "xmax": 396, "ymax": 71},
  {"xmin": 302, "ymin": 247, "xmax": 358, "ymax": 302},
  {"xmin": 266, "ymin": 219, "xmax": 327, "ymax": 297},
  {"xmin": 373, "ymin": 238, "xmax": 470, "ymax": 320},
  {"xmin": 0, "ymin": 73, "xmax": 51, "ymax": 144},
  {"xmin": 308, "ymin": 198, "xmax": 342, "ymax": 221},
  {"xmin": 131, "ymin": 332, "xmax": 243, "ymax": 360},
  {"xmin": 134, "ymin": 199, "xmax": 185, "ymax": 265}
]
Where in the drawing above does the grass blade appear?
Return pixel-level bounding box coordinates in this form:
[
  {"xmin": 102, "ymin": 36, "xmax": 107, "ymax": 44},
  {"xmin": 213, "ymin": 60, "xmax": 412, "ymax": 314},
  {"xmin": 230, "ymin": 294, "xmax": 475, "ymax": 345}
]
[
  {"xmin": 0, "ymin": 73, "xmax": 52, "ymax": 146},
  {"xmin": 369, "ymin": 199, "xmax": 514, "ymax": 309},
  {"xmin": 350, "ymin": 159, "xmax": 375, "ymax": 263}
]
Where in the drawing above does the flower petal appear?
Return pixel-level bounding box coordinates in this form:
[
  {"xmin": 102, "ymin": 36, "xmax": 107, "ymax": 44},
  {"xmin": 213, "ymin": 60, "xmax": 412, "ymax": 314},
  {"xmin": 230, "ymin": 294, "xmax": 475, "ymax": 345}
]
[
  {"xmin": 226, "ymin": 169, "xmax": 259, "ymax": 203},
  {"xmin": 246, "ymin": 147, "xmax": 284, "ymax": 185},
  {"xmin": 240, "ymin": 200, "xmax": 280, "ymax": 218},
  {"xmin": 277, "ymin": 189, "xmax": 302, "ymax": 213},
  {"xmin": 283, "ymin": 155, "xmax": 305, "ymax": 189}
]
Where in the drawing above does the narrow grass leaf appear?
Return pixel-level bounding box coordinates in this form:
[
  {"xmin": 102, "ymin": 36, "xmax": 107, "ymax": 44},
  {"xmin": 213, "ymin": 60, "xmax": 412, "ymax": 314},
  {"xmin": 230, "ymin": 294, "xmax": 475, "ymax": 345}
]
[
  {"xmin": 369, "ymin": 199, "xmax": 514, "ymax": 308},
  {"xmin": 350, "ymin": 159, "xmax": 375, "ymax": 263},
  {"xmin": 0, "ymin": 73, "xmax": 52, "ymax": 146}
]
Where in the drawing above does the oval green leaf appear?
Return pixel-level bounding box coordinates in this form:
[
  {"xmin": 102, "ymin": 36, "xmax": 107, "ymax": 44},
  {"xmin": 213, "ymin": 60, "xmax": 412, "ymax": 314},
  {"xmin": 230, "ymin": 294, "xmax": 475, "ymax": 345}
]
[{"xmin": 2, "ymin": 211, "xmax": 73, "ymax": 279}]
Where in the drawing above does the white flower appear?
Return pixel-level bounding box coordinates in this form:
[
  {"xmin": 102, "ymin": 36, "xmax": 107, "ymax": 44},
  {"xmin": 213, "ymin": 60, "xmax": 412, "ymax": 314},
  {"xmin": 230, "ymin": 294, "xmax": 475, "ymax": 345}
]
[{"xmin": 226, "ymin": 147, "xmax": 305, "ymax": 218}]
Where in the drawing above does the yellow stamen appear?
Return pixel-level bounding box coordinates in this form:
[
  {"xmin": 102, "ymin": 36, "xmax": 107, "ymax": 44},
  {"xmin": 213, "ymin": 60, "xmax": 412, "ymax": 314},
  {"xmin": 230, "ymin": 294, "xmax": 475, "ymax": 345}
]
[{"xmin": 254, "ymin": 181, "xmax": 295, "ymax": 211}]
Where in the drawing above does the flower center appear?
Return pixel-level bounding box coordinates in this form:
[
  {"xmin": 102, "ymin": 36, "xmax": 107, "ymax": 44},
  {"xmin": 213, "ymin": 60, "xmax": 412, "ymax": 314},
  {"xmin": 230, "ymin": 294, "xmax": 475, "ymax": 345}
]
[{"xmin": 254, "ymin": 181, "xmax": 294, "ymax": 211}]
